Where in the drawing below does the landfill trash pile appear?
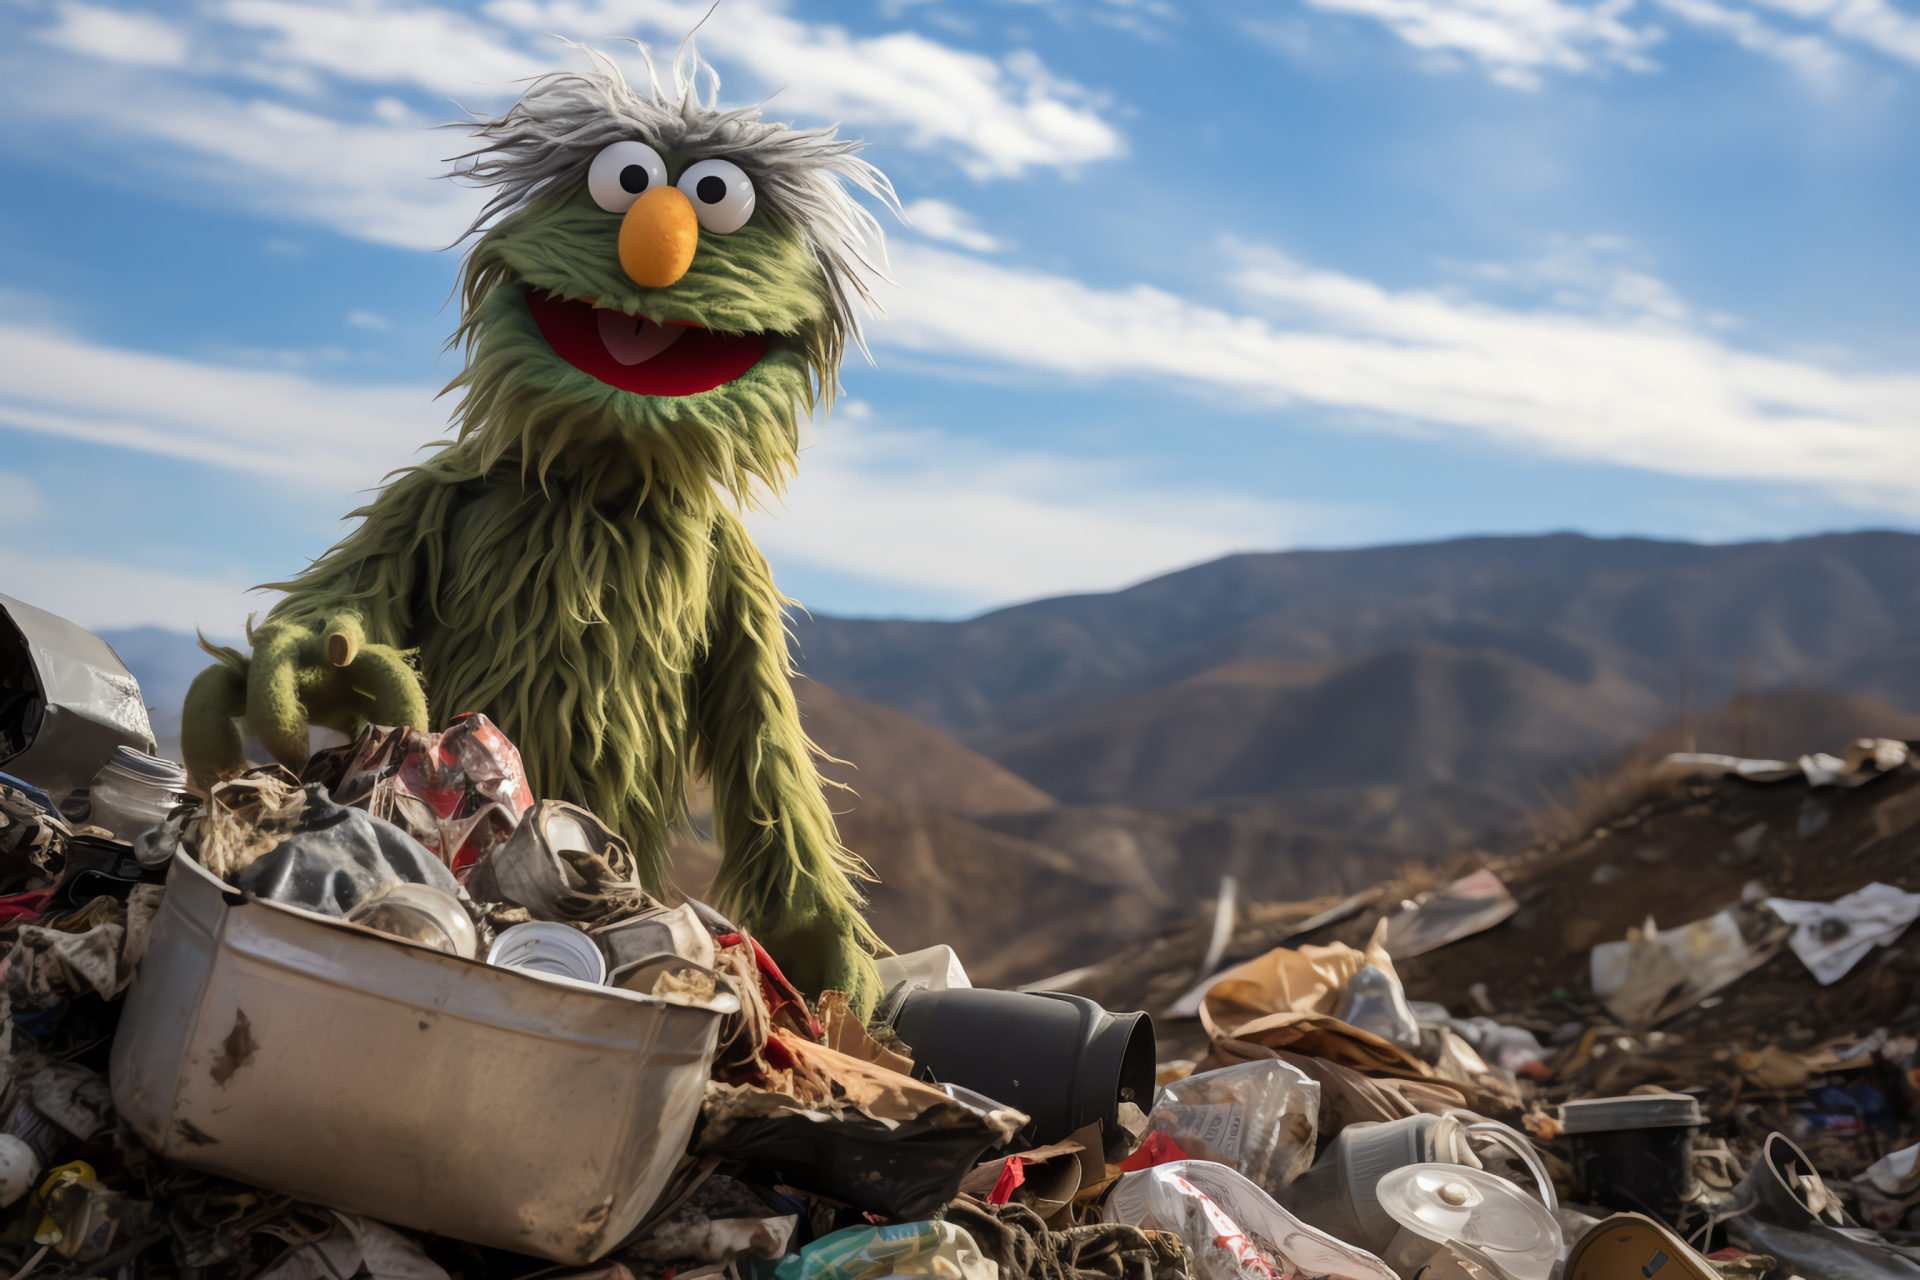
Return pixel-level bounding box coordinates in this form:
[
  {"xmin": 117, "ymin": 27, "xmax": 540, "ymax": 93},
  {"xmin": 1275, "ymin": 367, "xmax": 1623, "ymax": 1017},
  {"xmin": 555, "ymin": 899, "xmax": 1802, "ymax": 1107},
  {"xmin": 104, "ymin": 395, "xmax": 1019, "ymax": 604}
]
[
  {"xmin": 1045, "ymin": 731, "xmax": 1920, "ymax": 1276},
  {"xmin": 6, "ymin": 595, "xmax": 1920, "ymax": 1280}
]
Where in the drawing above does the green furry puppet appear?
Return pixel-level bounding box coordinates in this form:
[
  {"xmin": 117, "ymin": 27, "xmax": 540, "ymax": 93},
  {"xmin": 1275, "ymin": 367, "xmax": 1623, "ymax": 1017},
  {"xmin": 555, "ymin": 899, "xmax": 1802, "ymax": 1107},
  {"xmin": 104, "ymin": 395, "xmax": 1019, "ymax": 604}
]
[{"xmin": 180, "ymin": 48, "xmax": 891, "ymax": 1014}]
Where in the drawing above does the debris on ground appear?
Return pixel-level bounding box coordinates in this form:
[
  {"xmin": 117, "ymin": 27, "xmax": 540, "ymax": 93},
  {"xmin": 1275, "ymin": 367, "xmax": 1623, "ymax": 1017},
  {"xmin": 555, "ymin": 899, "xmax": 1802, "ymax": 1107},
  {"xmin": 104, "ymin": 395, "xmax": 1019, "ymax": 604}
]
[{"xmin": 3, "ymin": 595, "xmax": 1920, "ymax": 1280}]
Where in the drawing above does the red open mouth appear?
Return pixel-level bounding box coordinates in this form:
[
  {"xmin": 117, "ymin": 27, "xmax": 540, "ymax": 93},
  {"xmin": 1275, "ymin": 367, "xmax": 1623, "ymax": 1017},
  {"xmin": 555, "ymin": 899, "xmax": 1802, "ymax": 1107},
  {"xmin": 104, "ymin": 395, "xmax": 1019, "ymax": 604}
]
[{"xmin": 526, "ymin": 292, "xmax": 768, "ymax": 396}]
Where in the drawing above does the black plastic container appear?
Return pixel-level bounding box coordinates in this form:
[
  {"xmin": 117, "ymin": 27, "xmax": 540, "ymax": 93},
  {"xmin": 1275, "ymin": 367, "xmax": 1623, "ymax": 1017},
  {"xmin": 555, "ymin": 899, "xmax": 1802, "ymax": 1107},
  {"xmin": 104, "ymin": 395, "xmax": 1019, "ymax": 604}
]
[
  {"xmin": 1562, "ymin": 1093, "xmax": 1702, "ymax": 1228},
  {"xmin": 888, "ymin": 987, "xmax": 1155, "ymax": 1151}
]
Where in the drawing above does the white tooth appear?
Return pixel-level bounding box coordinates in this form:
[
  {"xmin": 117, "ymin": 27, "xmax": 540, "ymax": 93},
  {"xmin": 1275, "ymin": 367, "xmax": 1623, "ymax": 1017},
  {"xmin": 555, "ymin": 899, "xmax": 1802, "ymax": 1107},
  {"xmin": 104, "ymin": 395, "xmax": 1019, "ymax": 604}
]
[{"xmin": 596, "ymin": 311, "xmax": 687, "ymax": 365}]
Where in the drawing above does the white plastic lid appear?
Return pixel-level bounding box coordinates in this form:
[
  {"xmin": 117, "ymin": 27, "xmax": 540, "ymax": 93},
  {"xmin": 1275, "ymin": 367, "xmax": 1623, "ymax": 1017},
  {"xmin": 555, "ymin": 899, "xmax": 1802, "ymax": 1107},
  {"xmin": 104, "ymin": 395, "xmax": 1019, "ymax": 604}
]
[
  {"xmin": 1559, "ymin": 1093, "xmax": 1702, "ymax": 1133},
  {"xmin": 1376, "ymin": 1164, "xmax": 1561, "ymax": 1280}
]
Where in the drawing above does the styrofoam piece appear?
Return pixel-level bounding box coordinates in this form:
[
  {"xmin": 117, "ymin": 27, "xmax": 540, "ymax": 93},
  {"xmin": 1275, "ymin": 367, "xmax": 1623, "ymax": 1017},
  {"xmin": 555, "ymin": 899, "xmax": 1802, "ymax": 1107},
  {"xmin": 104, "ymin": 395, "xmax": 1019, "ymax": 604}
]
[{"xmin": 875, "ymin": 944, "xmax": 971, "ymax": 994}]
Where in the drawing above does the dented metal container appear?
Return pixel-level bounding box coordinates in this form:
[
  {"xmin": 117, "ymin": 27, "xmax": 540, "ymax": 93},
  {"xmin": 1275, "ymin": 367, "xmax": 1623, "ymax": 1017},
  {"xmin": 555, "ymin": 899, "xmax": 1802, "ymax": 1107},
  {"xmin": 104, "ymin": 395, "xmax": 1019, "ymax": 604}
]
[{"xmin": 109, "ymin": 853, "xmax": 736, "ymax": 1264}]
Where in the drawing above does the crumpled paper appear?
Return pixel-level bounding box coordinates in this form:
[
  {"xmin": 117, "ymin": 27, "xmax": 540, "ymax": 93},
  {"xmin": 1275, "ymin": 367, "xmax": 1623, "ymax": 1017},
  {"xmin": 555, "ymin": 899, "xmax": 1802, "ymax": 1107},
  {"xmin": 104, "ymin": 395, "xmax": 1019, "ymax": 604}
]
[{"xmin": 7, "ymin": 885, "xmax": 162, "ymax": 1007}]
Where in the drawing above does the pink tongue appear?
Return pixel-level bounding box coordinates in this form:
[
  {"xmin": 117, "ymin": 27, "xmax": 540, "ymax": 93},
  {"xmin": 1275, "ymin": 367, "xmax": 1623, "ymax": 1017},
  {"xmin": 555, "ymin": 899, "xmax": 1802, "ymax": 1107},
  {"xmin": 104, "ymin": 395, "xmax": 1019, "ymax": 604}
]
[{"xmin": 596, "ymin": 311, "xmax": 686, "ymax": 365}]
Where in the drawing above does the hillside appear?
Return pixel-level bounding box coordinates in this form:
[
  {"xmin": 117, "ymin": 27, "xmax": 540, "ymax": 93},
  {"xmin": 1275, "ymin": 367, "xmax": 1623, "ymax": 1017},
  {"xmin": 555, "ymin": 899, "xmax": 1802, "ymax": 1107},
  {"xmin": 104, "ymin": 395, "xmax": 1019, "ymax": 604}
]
[
  {"xmin": 791, "ymin": 531, "xmax": 1920, "ymax": 852},
  {"xmin": 792, "ymin": 678, "xmax": 1410, "ymax": 985},
  {"xmin": 790, "ymin": 531, "xmax": 1920, "ymax": 737}
]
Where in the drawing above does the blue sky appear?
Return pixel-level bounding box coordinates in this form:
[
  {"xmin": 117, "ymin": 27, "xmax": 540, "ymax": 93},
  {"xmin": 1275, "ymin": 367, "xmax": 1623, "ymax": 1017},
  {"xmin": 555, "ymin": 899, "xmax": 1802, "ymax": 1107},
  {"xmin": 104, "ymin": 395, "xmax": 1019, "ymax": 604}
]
[{"xmin": 1, "ymin": 0, "xmax": 1918, "ymax": 633}]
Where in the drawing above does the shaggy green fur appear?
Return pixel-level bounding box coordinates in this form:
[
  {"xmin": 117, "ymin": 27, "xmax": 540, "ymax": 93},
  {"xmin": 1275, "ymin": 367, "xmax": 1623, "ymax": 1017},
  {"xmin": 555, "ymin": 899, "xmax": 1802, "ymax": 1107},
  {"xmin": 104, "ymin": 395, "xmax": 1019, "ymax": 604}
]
[{"xmin": 182, "ymin": 141, "xmax": 883, "ymax": 1012}]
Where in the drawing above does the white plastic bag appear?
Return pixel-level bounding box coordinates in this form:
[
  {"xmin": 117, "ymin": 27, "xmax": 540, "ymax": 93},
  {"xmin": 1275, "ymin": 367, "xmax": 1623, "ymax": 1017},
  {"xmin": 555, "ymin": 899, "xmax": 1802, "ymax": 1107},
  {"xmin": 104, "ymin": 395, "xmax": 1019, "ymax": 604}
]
[
  {"xmin": 1140, "ymin": 1060, "xmax": 1321, "ymax": 1192},
  {"xmin": 1103, "ymin": 1161, "xmax": 1396, "ymax": 1280}
]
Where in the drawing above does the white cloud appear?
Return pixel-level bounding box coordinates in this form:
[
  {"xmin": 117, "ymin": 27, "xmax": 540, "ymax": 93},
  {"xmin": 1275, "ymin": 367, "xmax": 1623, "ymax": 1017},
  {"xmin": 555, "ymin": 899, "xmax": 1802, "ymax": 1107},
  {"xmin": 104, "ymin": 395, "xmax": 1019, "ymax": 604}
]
[
  {"xmin": 1, "ymin": 0, "xmax": 1122, "ymax": 250},
  {"xmin": 748, "ymin": 408, "xmax": 1321, "ymax": 607},
  {"xmin": 0, "ymin": 555, "xmax": 279, "ymax": 635},
  {"xmin": 901, "ymin": 198, "xmax": 1004, "ymax": 252},
  {"xmin": 221, "ymin": 0, "xmax": 551, "ymax": 92},
  {"xmin": 40, "ymin": 2, "xmax": 190, "ymax": 67},
  {"xmin": 1297, "ymin": 0, "xmax": 1659, "ymax": 87},
  {"xmin": 871, "ymin": 240, "xmax": 1920, "ymax": 510},
  {"xmin": 347, "ymin": 309, "xmax": 393, "ymax": 329},
  {"xmin": 1653, "ymin": 0, "xmax": 1846, "ymax": 80},
  {"xmin": 0, "ymin": 38, "xmax": 477, "ymax": 250},
  {"xmin": 1291, "ymin": 0, "xmax": 1920, "ymax": 87},
  {"xmin": 1749, "ymin": 0, "xmax": 1920, "ymax": 65},
  {"xmin": 0, "ymin": 324, "xmax": 445, "ymax": 490},
  {"xmin": 485, "ymin": 0, "xmax": 1125, "ymax": 177}
]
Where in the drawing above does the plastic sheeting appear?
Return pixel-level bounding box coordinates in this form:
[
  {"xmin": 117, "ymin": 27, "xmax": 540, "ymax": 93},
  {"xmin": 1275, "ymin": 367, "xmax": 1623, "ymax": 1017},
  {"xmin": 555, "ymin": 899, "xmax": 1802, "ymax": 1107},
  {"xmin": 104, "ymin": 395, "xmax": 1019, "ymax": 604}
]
[
  {"xmin": 1129, "ymin": 1060, "xmax": 1320, "ymax": 1194},
  {"xmin": 1767, "ymin": 882, "xmax": 1920, "ymax": 985},
  {"xmin": 1103, "ymin": 1161, "xmax": 1397, "ymax": 1280},
  {"xmin": 232, "ymin": 787, "xmax": 464, "ymax": 917},
  {"xmin": 0, "ymin": 595, "xmax": 154, "ymax": 797}
]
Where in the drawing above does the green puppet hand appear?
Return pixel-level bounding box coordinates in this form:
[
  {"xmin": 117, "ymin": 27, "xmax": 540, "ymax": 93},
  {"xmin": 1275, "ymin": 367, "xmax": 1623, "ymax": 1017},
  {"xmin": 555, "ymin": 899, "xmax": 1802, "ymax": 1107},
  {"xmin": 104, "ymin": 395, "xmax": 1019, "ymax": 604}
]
[
  {"xmin": 752, "ymin": 881, "xmax": 884, "ymax": 1023},
  {"xmin": 180, "ymin": 613, "xmax": 429, "ymax": 789}
]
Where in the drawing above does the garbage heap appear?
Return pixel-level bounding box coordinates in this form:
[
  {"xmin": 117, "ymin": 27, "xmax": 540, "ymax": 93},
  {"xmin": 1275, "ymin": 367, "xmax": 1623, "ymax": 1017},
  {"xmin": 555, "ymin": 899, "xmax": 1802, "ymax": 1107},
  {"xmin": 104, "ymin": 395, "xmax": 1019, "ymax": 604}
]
[
  {"xmin": 1052, "ymin": 738, "xmax": 1920, "ymax": 1279},
  {"xmin": 2, "ymin": 590, "xmax": 1918, "ymax": 1280}
]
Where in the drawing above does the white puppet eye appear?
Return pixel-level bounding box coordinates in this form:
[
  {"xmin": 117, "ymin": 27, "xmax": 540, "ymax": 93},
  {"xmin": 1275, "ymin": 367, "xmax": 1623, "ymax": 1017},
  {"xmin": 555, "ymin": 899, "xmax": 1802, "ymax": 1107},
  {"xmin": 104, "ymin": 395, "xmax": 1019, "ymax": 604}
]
[
  {"xmin": 587, "ymin": 141, "xmax": 669, "ymax": 213},
  {"xmin": 676, "ymin": 158, "xmax": 756, "ymax": 234}
]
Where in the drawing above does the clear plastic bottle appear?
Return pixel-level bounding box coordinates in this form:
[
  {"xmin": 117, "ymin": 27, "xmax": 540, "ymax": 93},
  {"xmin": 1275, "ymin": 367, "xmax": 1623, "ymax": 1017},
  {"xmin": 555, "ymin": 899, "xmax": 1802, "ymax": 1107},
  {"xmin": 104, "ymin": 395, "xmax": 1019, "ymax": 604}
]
[{"xmin": 86, "ymin": 747, "xmax": 187, "ymax": 841}]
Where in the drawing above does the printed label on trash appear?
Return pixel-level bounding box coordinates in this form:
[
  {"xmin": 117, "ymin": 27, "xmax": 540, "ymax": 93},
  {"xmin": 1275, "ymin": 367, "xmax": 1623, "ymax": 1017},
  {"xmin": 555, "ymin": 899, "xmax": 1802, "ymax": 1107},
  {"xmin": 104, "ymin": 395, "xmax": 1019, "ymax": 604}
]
[{"xmin": 1161, "ymin": 1102, "xmax": 1246, "ymax": 1158}]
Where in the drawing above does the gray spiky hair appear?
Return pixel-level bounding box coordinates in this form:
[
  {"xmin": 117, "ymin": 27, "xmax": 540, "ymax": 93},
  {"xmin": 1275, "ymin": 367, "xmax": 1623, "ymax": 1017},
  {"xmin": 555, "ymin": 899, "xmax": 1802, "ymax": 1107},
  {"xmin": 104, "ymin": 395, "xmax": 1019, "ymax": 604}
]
[{"xmin": 453, "ymin": 41, "xmax": 897, "ymax": 353}]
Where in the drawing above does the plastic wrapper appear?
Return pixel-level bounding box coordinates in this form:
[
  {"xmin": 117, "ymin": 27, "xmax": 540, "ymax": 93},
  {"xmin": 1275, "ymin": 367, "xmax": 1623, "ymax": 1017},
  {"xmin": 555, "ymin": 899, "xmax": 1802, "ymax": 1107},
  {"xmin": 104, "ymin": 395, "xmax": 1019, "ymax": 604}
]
[
  {"xmin": 771, "ymin": 1221, "xmax": 998, "ymax": 1280},
  {"xmin": 1103, "ymin": 1161, "xmax": 1397, "ymax": 1280},
  {"xmin": 1335, "ymin": 965, "xmax": 1418, "ymax": 1047},
  {"xmin": 1128, "ymin": 1060, "xmax": 1320, "ymax": 1193},
  {"xmin": 313, "ymin": 715, "xmax": 532, "ymax": 873}
]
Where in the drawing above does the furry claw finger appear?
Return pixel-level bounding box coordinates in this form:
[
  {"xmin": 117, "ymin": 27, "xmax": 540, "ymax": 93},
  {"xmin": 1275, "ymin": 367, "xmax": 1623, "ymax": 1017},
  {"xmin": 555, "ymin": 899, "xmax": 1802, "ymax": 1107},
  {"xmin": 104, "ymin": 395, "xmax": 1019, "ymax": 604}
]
[{"xmin": 326, "ymin": 631, "xmax": 358, "ymax": 667}]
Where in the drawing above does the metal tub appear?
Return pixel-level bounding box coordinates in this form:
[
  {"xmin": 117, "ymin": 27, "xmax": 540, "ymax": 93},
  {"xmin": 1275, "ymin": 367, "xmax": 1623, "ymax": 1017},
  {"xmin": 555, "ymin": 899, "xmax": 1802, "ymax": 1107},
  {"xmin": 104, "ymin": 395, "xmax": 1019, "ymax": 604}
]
[{"xmin": 110, "ymin": 854, "xmax": 735, "ymax": 1263}]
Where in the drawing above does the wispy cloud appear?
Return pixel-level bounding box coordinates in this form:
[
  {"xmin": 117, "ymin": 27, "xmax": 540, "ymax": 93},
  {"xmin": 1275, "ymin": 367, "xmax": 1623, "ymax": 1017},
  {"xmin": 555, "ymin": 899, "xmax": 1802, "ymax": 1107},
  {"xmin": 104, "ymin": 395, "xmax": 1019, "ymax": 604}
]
[
  {"xmin": 40, "ymin": 2, "xmax": 190, "ymax": 67},
  {"xmin": 1294, "ymin": 0, "xmax": 1659, "ymax": 87},
  {"xmin": 5, "ymin": 53, "xmax": 472, "ymax": 248},
  {"xmin": 1280, "ymin": 0, "xmax": 1920, "ymax": 87},
  {"xmin": 1652, "ymin": 0, "xmax": 1846, "ymax": 81},
  {"xmin": 0, "ymin": 323, "xmax": 444, "ymax": 489},
  {"xmin": 748, "ymin": 407, "xmax": 1324, "ymax": 607},
  {"xmin": 901, "ymin": 198, "xmax": 1005, "ymax": 252},
  {"xmin": 871, "ymin": 240, "xmax": 1920, "ymax": 510},
  {"xmin": 5, "ymin": 0, "xmax": 1121, "ymax": 252},
  {"xmin": 494, "ymin": 0, "xmax": 1125, "ymax": 177},
  {"xmin": 220, "ymin": 0, "xmax": 551, "ymax": 92},
  {"xmin": 0, "ymin": 554, "xmax": 280, "ymax": 635},
  {"xmin": 1750, "ymin": 0, "xmax": 1920, "ymax": 66}
]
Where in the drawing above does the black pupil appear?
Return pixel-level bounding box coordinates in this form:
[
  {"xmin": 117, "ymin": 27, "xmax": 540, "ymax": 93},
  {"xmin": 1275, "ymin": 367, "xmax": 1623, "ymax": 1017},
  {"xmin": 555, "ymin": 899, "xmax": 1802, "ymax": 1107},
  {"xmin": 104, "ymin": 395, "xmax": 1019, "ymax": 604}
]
[
  {"xmin": 619, "ymin": 164, "xmax": 649, "ymax": 194},
  {"xmin": 696, "ymin": 175, "xmax": 728, "ymax": 204}
]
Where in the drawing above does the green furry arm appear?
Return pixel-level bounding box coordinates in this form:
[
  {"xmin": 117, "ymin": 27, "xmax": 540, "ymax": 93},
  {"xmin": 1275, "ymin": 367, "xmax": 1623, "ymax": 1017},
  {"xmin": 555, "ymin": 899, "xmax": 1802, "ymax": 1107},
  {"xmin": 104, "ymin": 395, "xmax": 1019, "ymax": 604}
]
[
  {"xmin": 694, "ymin": 509, "xmax": 883, "ymax": 1016},
  {"xmin": 181, "ymin": 464, "xmax": 456, "ymax": 783}
]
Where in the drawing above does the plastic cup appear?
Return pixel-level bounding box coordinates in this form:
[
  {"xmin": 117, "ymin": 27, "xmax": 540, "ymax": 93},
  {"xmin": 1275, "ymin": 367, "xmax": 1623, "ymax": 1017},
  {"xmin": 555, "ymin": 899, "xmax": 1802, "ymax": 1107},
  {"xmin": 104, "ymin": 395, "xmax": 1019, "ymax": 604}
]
[{"xmin": 489, "ymin": 921, "xmax": 608, "ymax": 984}]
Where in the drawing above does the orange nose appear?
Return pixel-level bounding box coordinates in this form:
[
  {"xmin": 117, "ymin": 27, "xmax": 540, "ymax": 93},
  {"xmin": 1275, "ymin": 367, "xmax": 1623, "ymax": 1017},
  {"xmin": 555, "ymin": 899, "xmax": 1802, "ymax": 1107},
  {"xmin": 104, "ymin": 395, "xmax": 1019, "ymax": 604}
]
[{"xmin": 619, "ymin": 186, "xmax": 699, "ymax": 288}]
